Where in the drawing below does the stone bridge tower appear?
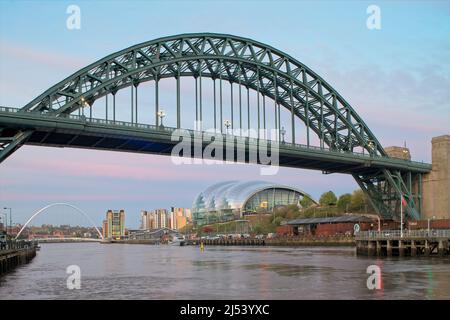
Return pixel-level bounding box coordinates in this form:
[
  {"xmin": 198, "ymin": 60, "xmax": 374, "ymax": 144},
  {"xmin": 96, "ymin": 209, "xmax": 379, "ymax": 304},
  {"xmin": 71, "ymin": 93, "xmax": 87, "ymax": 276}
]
[{"xmin": 422, "ymin": 135, "xmax": 450, "ymax": 219}]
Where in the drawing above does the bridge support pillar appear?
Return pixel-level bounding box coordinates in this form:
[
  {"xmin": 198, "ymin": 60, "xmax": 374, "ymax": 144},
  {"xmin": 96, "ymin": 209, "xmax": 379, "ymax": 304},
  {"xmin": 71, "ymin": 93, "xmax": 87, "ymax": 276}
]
[
  {"xmin": 386, "ymin": 240, "xmax": 392, "ymax": 257},
  {"xmin": 423, "ymin": 135, "xmax": 450, "ymax": 220},
  {"xmin": 368, "ymin": 241, "xmax": 375, "ymax": 256},
  {"xmin": 376, "ymin": 241, "xmax": 382, "ymax": 256},
  {"xmin": 424, "ymin": 240, "xmax": 430, "ymax": 256},
  {"xmin": 438, "ymin": 240, "xmax": 447, "ymax": 256},
  {"xmin": 398, "ymin": 240, "xmax": 405, "ymax": 257},
  {"xmin": 411, "ymin": 240, "xmax": 417, "ymax": 257}
]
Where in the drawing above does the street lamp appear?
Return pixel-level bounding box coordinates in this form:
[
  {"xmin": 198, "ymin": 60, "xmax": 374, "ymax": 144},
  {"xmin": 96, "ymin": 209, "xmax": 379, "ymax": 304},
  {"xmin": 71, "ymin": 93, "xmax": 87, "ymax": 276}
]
[
  {"xmin": 402, "ymin": 148, "xmax": 409, "ymax": 160},
  {"xmin": 280, "ymin": 126, "xmax": 286, "ymax": 144},
  {"xmin": 3, "ymin": 207, "xmax": 11, "ymax": 239},
  {"xmin": 157, "ymin": 109, "xmax": 166, "ymax": 127},
  {"xmin": 0, "ymin": 213, "xmax": 6, "ymax": 234},
  {"xmin": 427, "ymin": 215, "xmax": 436, "ymax": 235},
  {"xmin": 367, "ymin": 140, "xmax": 375, "ymax": 155},
  {"xmin": 79, "ymin": 97, "xmax": 90, "ymax": 117},
  {"xmin": 224, "ymin": 120, "xmax": 231, "ymax": 134}
]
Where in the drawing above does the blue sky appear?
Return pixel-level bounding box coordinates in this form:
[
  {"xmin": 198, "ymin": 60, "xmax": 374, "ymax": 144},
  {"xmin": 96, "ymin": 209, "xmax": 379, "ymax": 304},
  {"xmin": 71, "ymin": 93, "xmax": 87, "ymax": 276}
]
[{"xmin": 0, "ymin": 0, "xmax": 449, "ymax": 228}]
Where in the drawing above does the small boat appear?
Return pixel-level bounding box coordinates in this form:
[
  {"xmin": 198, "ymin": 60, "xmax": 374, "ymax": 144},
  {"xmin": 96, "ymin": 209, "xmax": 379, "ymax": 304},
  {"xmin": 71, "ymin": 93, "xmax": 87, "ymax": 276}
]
[{"xmin": 169, "ymin": 234, "xmax": 186, "ymax": 246}]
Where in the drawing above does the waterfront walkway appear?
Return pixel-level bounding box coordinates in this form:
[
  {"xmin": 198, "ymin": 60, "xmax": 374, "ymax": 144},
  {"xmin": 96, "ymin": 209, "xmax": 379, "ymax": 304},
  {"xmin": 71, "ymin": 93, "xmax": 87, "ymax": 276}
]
[{"xmin": 0, "ymin": 240, "xmax": 38, "ymax": 275}]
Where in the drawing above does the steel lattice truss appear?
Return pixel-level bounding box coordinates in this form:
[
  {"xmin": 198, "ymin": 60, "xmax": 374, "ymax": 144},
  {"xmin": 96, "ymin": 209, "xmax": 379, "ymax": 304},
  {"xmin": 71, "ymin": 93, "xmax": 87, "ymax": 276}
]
[
  {"xmin": 21, "ymin": 33, "xmax": 384, "ymax": 157},
  {"xmin": 8, "ymin": 33, "xmax": 426, "ymax": 220}
]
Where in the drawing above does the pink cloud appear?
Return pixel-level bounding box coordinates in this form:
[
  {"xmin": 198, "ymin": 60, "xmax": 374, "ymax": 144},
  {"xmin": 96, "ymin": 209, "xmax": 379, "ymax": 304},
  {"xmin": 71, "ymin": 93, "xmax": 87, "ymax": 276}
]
[
  {"xmin": 0, "ymin": 40, "xmax": 89, "ymax": 70},
  {"xmin": 0, "ymin": 192, "xmax": 176, "ymax": 202}
]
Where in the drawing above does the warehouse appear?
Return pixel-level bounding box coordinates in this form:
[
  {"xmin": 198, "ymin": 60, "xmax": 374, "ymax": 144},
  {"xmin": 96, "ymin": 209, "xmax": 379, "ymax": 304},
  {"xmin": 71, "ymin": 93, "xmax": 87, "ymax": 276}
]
[{"xmin": 279, "ymin": 215, "xmax": 378, "ymax": 237}]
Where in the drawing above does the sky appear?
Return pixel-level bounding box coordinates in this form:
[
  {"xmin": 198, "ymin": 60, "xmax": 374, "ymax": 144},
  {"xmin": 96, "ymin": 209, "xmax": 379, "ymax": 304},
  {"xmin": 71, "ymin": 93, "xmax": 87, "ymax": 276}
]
[{"xmin": 0, "ymin": 0, "xmax": 449, "ymax": 228}]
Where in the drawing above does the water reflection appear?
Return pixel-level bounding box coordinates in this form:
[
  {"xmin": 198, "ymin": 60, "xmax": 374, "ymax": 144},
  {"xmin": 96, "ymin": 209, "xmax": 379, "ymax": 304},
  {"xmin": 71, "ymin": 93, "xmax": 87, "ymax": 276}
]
[{"xmin": 427, "ymin": 265, "xmax": 434, "ymax": 299}]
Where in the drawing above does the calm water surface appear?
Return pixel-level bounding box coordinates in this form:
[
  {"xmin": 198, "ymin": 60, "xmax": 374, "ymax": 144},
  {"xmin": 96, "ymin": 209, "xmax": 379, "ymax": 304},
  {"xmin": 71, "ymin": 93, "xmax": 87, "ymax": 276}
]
[{"xmin": 0, "ymin": 243, "xmax": 449, "ymax": 299}]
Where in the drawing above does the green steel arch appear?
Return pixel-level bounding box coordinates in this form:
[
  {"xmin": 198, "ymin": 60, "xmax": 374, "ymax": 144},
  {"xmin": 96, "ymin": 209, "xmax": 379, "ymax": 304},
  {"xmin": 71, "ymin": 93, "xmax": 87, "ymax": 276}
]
[
  {"xmin": 21, "ymin": 33, "xmax": 384, "ymax": 156},
  {"xmin": 0, "ymin": 33, "xmax": 429, "ymax": 221}
]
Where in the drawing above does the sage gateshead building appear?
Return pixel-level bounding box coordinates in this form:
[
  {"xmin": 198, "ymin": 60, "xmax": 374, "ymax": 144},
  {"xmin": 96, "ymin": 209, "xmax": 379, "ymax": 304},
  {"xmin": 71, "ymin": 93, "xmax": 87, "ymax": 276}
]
[{"xmin": 192, "ymin": 181, "xmax": 317, "ymax": 226}]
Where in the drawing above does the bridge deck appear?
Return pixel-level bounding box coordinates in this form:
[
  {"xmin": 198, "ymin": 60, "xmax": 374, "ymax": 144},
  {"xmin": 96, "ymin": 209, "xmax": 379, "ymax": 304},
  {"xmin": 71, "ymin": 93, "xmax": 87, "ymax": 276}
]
[{"xmin": 0, "ymin": 107, "xmax": 431, "ymax": 175}]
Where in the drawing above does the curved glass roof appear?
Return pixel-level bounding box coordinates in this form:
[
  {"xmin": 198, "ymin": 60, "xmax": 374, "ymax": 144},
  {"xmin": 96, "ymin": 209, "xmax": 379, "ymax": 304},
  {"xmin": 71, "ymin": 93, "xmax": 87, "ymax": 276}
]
[{"xmin": 192, "ymin": 180, "xmax": 315, "ymax": 213}]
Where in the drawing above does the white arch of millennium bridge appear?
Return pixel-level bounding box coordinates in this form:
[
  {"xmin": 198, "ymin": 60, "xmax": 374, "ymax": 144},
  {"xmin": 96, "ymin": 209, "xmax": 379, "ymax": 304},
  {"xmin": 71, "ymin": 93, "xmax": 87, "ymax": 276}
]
[{"xmin": 15, "ymin": 203, "xmax": 103, "ymax": 240}]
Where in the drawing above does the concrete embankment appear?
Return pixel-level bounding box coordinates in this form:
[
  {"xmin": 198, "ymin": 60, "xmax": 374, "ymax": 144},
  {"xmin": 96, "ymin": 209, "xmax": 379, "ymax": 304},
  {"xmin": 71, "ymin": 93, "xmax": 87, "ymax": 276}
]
[
  {"xmin": 266, "ymin": 237, "xmax": 355, "ymax": 246},
  {"xmin": 189, "ymin": 238, "xmax": 266, "ymax": 246},
  {"xmin": 100, "ymin": 239, "xmax": 160, "ymax": 245},
  {"xmin": 101, "ymin": 237, "xmax": 355, "ymax": 247},
  {"xmin": 0, "ymin": 247, "xmax": 37, "ymax": 276}
]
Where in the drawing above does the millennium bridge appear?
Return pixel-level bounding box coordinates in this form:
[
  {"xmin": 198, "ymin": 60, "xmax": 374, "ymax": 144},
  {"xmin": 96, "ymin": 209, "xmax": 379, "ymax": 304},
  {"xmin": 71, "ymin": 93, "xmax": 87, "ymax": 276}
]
[{"xmin": 0, "ymin": 33, "xmax": 431, "ymax": 221}]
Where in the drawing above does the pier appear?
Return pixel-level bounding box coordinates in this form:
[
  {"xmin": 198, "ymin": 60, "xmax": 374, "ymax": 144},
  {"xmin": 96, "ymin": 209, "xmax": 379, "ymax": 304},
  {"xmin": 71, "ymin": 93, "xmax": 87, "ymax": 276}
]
[
  {"xmin": 355, "ymin": 230, "xmax": 450, "ymax": 257},
  {"xmin": 0, "ymin": 241, "xmax": 38, "ymax": 276}
]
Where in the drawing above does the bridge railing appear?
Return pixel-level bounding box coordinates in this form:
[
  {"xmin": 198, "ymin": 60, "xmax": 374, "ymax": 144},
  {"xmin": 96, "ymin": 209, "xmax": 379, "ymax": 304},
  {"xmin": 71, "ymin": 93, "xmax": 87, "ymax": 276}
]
[
  {"xmin": 0, "ymin": 106, "xmax": 430, "ymax": 167},
  {"xmin": 355, "ymin": 229, "xmax": 450, "ymax": 240},
  {"xmin": 0, "ymin": 239, "xmax": 38, "ymax": 251}
]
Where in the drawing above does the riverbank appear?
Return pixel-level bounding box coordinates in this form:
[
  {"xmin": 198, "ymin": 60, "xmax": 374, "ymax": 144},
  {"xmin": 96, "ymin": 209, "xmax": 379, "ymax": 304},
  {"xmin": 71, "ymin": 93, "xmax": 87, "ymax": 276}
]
[
  {"xmin": 193, "ymin": 236, "xmax": 355, "ymax": 247},
  {"xmin": 100, "ymin": 239, "xmax": 160, "ymax": 245},
  {"xmin": 0, "ymin": 246, "xmax": 37, "ymax": 276},
  {"xmin": 101, "ymin": 237, "xmax": 355, "ymax": 246},
  {"xmin": 266, "ymin": 237, "xmax": 355, "ymax": 246}
]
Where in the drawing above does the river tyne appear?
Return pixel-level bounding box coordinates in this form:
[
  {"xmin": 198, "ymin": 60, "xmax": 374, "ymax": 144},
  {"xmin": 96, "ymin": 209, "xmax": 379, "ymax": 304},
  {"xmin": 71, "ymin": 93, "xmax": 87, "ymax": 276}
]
[{"xmin": 0, "ymin": 243, "xmax": 449, "ymax": 299}]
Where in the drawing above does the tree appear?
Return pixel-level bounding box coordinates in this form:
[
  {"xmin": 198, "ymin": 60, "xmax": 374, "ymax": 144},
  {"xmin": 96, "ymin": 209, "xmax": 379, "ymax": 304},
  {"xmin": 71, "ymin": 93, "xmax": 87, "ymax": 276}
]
[
  {"xmin": 273, "ymin": 207, "xmax": 287, "ymax": 219},
  {"xmin": 319, "ymin": 191, "xmax": 337, "ymax": 206},
  {"xmin": 350, "ymin": 189, "xmax": 366, "ymax": 212},
  {"xmin": 337, "ymin": 193, "xmax": 352, "ymax": 212},
  {"xmin": 252, "ymin": 224, "xmax": 263, "ymax": 234},
  {"xmin": 272, "ymin": 216, "xmax": 284, "ymax": 226},
  {"xmin": 300, "ymin": 196, "xmax": 314, "ymax": 208},
  {"xmin": 274, "ymin": 204, "xmax": 300, "ymax": 220}
]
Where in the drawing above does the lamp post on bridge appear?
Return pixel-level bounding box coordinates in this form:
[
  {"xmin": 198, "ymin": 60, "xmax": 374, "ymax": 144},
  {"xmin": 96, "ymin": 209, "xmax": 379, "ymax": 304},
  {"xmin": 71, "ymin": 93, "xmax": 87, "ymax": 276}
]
[
  {"xmin": 402, "ymin": 141, "xmax": 410, "ymax": 160},
  {"xmin": 3, "ymin": 207, "xmax": 11, "ymax": 240},
  {"xmin": 402, "ymin": 149, "xmax": 409, "ymax": 157},
  {"xmin": 280, "ymin": 126, "xmax": 286, "ymax": 144},
  {"xmin": 157, "ymin": 109, "xmax": 166, "ymax": 127},
  {"xmin": 224, "ymin": 120, "xmax": 231, "ymax": 135},
  {"xmin": 0, "ymin": 213, "xmax": 6, "ymax": 236},
  {"xmin": 367, "ymin": 140, "xmax": 375, "ymax": 156},
  {"xmin": 79, "ymin": 97, "xmax": 90, "ymax": 120}
]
